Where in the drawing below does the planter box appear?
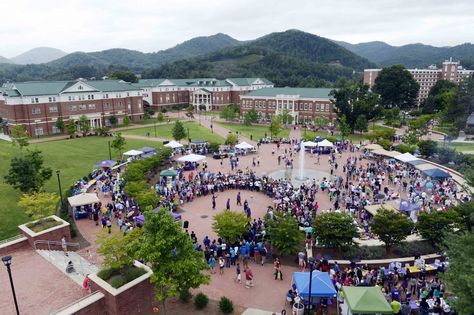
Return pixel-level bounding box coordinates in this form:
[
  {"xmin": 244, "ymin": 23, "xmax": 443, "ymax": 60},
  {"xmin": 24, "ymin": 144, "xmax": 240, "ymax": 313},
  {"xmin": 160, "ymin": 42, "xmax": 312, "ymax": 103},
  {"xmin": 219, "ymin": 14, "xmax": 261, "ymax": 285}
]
[
  {"xmin": 18, "ymin": 215, "xmax": 71, "ymax": 250},
  {"xmin": 89, "ymin": 261, "xmax": 155, "ymax": 315}
]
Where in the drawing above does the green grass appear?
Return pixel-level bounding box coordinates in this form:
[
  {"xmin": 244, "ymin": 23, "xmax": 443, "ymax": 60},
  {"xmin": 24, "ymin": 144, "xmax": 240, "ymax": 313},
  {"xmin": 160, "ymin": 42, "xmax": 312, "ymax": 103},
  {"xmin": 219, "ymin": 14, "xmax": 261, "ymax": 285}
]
[
  {"xmin": 445, "ymin": 142, "xmax": 474, "ymax": 153},
  {"xmin": 0, "ymin": 136, "xmax": 165, "ymax": 240},
  {"xmin": 215, "ymin": 122, "xmax": 290, "ymax": 140},
  {"xmin": 131, "ymin": 117, "xmax": 179, "ymax": 125},
  {"xmin": 123, "ymin": 121, "xmax": 224, "ymax": 143},
  {"xmin": 303, "ymin": 130, "xmax": 368, "ymax": 142}
]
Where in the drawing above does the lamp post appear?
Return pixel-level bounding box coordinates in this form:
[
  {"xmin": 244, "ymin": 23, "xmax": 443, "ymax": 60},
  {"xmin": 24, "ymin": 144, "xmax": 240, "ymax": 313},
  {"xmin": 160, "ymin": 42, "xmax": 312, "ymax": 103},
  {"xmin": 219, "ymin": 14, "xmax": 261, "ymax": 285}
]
[
  {"xmin": 306, "ymin": 257, "xmax": 315, "ymax": 315},
  {"xmin": 154, "ymin": 121, "xmax": 157, "ymax": 137},
  {"xmin": 107, "ymin": 140, "xmax": 112, "ymax": 160},
  {"xmin": 187, "ymin": 127, "xmax": 190, "ymax": 143},
  {"xmin": 56, "ymin": 170, "xmax": 64, "ymax": 209},
  {"xmin": 2, "ymin": 256, "xmax": 20, "ymax": 315}
]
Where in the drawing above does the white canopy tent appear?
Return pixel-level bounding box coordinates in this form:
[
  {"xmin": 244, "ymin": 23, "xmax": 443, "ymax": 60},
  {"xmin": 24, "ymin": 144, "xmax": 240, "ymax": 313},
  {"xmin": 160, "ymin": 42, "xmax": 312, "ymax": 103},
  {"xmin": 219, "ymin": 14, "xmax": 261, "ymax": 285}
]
[
  {"xmin": 317, "ymin": 139, "xmax": 334, "ymax": 147},
  {"xmin": 372, "ymin": 149, "xmax": 402, "ymax": 158},
  {"xmin": 68, "ymin": 193, "xmax": 100, "ymax": 207},
  {"xmin": 364, "ymin": 143, "xmax": 383, "ymax": 151},
  {"xmin": 177, "ymin": 154, "xmax": 206, "ymax": 163},
  {"xmin": 395, "ymin": 152, "xmax": 419, "ymax": 162},
  {"xmin": 123, "ymin": 149, "xmax": 143, "ymax": 157},
  {"xmin": 164, "ymin": 140, "xmax": 183, "ymax": 149},
  {"xmin": 302, "ymin": 141, "xmax": 318, "ymax": 147},
  {"xmin": 235, "ymin": 141, "xmax": 254, "ymax": 150}
]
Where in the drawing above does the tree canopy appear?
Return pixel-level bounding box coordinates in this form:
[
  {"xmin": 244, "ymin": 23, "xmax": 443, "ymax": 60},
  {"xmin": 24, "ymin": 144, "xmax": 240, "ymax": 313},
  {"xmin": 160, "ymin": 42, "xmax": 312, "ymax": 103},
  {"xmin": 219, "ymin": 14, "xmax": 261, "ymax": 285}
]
[
  {"xmin": 172, "ymin": 120, "xmax": 186, "ymax": 141},
  {"xmin": 371, "ymin": 208, "xmax": 413, "ymax": 250},
  {"xmin": 313, "ymin": 212, "xmax": 358, "ymax": 250},
  {"xmin": 269, "ymin": 116, "xmax": 283, "ymax": 138},
  {"xmin": 108, "ymin": 70, "xmax": 138, "ymax": 83},
  {"xmin": 422, "ymin": 80, "xmax": 458, "ymax": 114},
  {"xmin": 212, "ymin": 210, "xmax": 249, "ymax": 243},
  {"xmin": 5, "ymin": 150, "xmax": 53, "ymax": 193},
  {"xmin": 243, "ymin": 109, "xmax": 259, "ymax": 126},
  {"xmin": 267, "ymin": 214, "xmax": 304, "ymax": 255},
  {"xmin": 96, "ymin": 228, "xmax": 143, "ymax": 269},
  {"xmin": 225, "ymin": 133, "xmax": 238, "ymax": 146},
  {"xmin": 111, "ymin": 133, "xmax": 126, "ymax": 158},
  {"xmin": 417, "ymin": 210, "xmax": 460, "ymax": 245},
  {"xmin": 18, "ymin": 192, "xmax": 60, "ymax": 220},
  {"xmin": 9, "ymin": 125, "xmax": 29, "ymax": 151}
]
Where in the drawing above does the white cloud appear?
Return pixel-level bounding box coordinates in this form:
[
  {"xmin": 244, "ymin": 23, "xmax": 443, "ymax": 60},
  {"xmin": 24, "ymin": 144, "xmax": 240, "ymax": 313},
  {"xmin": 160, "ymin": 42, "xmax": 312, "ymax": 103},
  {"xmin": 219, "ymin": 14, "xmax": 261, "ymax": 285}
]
[{"xmin": 0, "ymin": 0, "xmax": 472, "ymax": 56}]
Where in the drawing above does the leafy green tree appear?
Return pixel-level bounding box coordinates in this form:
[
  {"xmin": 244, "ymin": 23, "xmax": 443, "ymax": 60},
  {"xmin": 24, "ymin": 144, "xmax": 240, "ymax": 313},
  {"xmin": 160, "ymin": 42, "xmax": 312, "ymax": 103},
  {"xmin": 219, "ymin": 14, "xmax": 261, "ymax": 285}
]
[
  {"xmin": 313, "ymin": 212, "xmax": 358, "ymax": 250},
  {"xmin": 123, "ymin": 115, "xmax": 131, "ymax": 127},
  {"xmin": 67, "ymin": 119, "xmax": 77, "ymax": 137},
  {"xmin": 124, "ymin": 180, "xmax": 147, "ymax": 197},
  {"xmin": 244, "ymin": 109, "xmax": 259, "ymax": 126},
  {"xmin": 140, "ymin": 210, "xmax": 210, "ymax": 312},
  {"xmin": 422, "ymin": 80, "xmax": 458, "ymax": 114},
  {"xmin": 172, "ymin": 120, "xmax": 186, "ymax": 141},
  {"xmin": 4, "ymin": 150, "xmax": 53, "ymax": 193},
  {"xmin": 339, "ymin": 115, "xmax": 351, "ymax": 139},
  {"xmin": 219, "ymin": 105, "xmax": 237, "ymax": 121},
  {"xmin": 371, "ymin": 208, "xmax": 413, "ymax": 251},
  {"xmin": 212, "ymin": 210, "xmax": 249, "ymax": 243},
  {"xmin": 267, "ymin": 214, "xmax": 304, "ymax": 255},
  {"xmin": 408, "ymin": 115, "xmax": 432, "ymax": 136},
  {"xmin": 136, "ymin": 189, "xmax": 160, "ymax": 211},
  {"xmin": 383, "ymin": 107, "xmax": 401, "ymax": 127},
  {"xmin": 54, "ymin": 117, "xmax": 65, "ymax": 133},
  {"xmin": 208, "ymin": 142, "xmax": 220, "ymax": 153},
  {"xmin": 18, "ymin": 192, "xmax": 60, "ymax": 220},
  {"xmin": 111, "ymin": 133, "xmax": 126, "ymax": 158},
  {"xmin": 279, "ymin": 109, "xmax": 293, "ymax": 125},
  {"xmin": 109, "ymin": 115, "xmax": 118, "ymax": 126},
  {"xmin": 9, "ymin": 125, "xmax": 29, "ymax": 152},
  {"xmin": 185, "ymin": 105, "xmax": 194, "ymax": 119},
  {"xmin": 442, "ymin": 231, "xmax": 474, "ymax": 314},
  {"xmin": 417, "ymin": 210, "xmax": 460, "ymax": 245},
  {"xmin": 78, "ymin": 115, "xmax": 90, "ymax": 136},
  {"xmin": 444, "ymin": 77, "xmax": 474, "ymax": 130},
  {"xmin": 374, "ymin": 64, "xmax": 420, "ymax": 109},
  {"xmin": 225, "ymin": 133, "xmax": 238, "ymax": 146},
  {"xmin": 451, "ymin": 202, "xmax": 474, "ymax": 232},
  {"xmin": 97, "ymin": 228, "xmax": 143, "ymax": 269},
  {"xmin": 157, "ymin": 111, "xmax": 164, "ymax": 123},
  {"xmin": 269, "ymin": 116, "xmax": 283, "ymax": 138},
  {"xmin": 354, "ymin": 115, "xmax": 368, "ymax": 133},
  {"xmin": 314, "ymin": 116, "xmax": 329, "ymax": 130},
  {"xmin": 109, "ymin": 70, "xmax": 138, "ymax": 83},
  {"xmin": 417, "ymin": 140, "xmax": 437, "ymax": 157}
]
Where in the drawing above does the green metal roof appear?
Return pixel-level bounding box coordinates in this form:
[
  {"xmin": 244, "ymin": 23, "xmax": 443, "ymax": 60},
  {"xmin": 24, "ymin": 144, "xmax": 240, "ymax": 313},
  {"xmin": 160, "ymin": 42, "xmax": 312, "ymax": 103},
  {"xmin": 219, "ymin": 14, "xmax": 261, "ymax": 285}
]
[
  {"xmin": 137, "ymin": 77, "xmax": 273, "ymax": 88},
  {"xmin": 243, "ymin": 87, "xmax": 333, "ymax": 99},
  {"xmin": 226, "ymin": 77, "xmax": 273, "ymax": 86}
]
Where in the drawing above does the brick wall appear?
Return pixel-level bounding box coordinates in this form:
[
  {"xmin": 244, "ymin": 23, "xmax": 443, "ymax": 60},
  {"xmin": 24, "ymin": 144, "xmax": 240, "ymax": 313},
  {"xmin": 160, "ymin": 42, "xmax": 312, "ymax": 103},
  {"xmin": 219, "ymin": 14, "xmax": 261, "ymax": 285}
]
[{"xmin": 18, "ymin": 216, "xmax": 71, "ymax": 250}]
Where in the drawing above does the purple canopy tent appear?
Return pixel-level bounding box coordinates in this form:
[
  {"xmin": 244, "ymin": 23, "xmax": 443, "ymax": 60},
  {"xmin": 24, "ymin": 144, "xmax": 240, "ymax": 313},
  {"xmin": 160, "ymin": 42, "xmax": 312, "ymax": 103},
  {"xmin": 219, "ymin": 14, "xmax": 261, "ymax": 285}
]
[
  {"xmin": 152, "ymin": 207, "xmax": 182, "ymax": 221},
  {"xmin": 97, "ymin": 160, "xmax": 117, "ymax": 168}
]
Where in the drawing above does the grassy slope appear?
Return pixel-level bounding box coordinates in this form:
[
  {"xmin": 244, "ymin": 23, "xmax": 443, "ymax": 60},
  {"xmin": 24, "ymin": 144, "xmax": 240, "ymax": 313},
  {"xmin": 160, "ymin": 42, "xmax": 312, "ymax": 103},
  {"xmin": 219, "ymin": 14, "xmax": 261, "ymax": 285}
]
[
  {"xmin": 0, "ymin": 137, "xmax": 164, "ymax": 240},
  {"xmin": 215, "ymin": 122, "xmax": 290, "ymax": 140}
]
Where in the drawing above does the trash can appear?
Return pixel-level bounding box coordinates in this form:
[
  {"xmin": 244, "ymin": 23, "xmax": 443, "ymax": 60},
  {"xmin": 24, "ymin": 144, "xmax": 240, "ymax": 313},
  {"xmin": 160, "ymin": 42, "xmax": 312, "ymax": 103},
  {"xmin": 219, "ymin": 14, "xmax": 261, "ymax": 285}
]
[{"xmin": 293, "ymin": 302, "xmax": 304, "ymax": 315}]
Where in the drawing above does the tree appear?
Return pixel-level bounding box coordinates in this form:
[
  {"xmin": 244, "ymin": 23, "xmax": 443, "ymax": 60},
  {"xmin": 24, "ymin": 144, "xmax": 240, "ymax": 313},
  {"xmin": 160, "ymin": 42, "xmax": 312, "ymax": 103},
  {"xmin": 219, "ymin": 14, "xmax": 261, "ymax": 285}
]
[
  {"xmin": 313, "ymin": 212, "xmax": 358, "ymax": 250},
  {"xmin": 109, "ymin": 115, "xmax": 118, "ymax": 126},
  {"xmin": 54, "ymin": 117, "xmax": 65, "ymax": 133},
  {"xmin": 225, "ymin": 133, "xmax": 238, "ymax": 146},
  {"xmin": 314, "ymin": 116, "xmax": 329, "ymax": 130},
  {"xmin": 4, "ymin": 150, "xmax": 53, "ymax": 193},
  {"xmin": 243, "ymin": 109, "xmax": 259, "ymax": 126},
  {"xmin": 383, "ymin": 107, "xmax": 401, "ymax": 127},
  {"xmin": 212, "ymin": 210, "xmax": 249, "ymax": 243},
  {"xmin": 373, "ymin": 64, "xmax": 420, "ymax": 109},
  {"xmin": 123, "ymin": 115, "xmax": 131, "ymax": 127},
  {"xmin": 140, "ymin": 210, "xmax": 210, "ymax": 313},
  {"xmin": 97, "ymin": 228, "xmax": 143, "ymax": 270},
  {"xmin": 9, "ymin": 125, "xmax": 29, "ymax": 152},
  {"xmin": 330, "ymin": 82, "xmax": 380, "ymax": 133},
  {"xmin": 108, "ymin": 70, "xmax": 138, "ymax": 83},
  {"xmin": 338, "ymin": 115, "xmax": 351, "ymax": 139},
  {"xmin": 157, "ymin": 112, "xmax": 164, "ymax": 123},
  {"xmin": 267, "ymin": 214, "xmax": 304, "ymax": 255},
  {"xmin": 185, "ymin": 105, "xmax": 194, "ymax": 119},
  {"xmin": 172, "ymin": 120, "xmax": 186, "ymax": 141},
  {"xmin": 78, "ymin": 115, "xmax": 90, "ymax": 136},
  {"xmin": 18, "ymin": 192, "xmax": 60, "ymax": 221},
  {"xmin": 371, "ymin": 208, "xmax": 413, "ymax": 251},
  {"xmin": 208, "ymin": 142, "xmax": 220, "ymax": 153},
  {"xmin": 67, "ymin": 119, "xmax": 76, "ymax": 137},
  {"xmin": 451, "ymin": 202, "xmax": 474, "ymax": 232},
  {"xmin": 442, "ymin": 232, "xmax": 474, "ymax": 314},
  {"xmin": 422, "ymin": 80, "xmax": 458, "ymax": 114},
  {"xmin": 354, "ymin": 115, "xmax": 368, "ymax": 133},
  {"xmin": 279, "ymin": 109, "xmax": 293, "ymax": 125},
  {"xmin": 219, "ymin": 105, "xmax": 237, "ymax": 121},
  {"xmin": 136, "ymin": 189, "xmax": 160, "ymax": 211},
  {"xmin": 111, "ymin": 133, "xmax": 126, "ymax": 158},
  {"xmin": 417, "ymin": 140, "xmax": 437, "ymax": 157},
  {"xmin": 408, "ymin": 115, "xmax": 431, "ymax": 136},
  {"xmin": 443, "ymin": 77, "xmax": 474, "ymax": 130},
  {"xmin": 417, "ymin": 210, "xmax": 460, "ymax": 245},
  {"xmin": 269, "ymin": 116, "xmax": 283, "ymax": 138}
]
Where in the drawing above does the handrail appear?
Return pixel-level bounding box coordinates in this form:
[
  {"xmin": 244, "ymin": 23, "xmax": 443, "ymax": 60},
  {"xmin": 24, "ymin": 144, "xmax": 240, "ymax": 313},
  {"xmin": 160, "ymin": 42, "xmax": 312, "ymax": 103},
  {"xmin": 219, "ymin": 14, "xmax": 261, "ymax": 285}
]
[
  {"xmin": 34, "ymin": 239, "xmax": 80, "ymax": 251},
  {"xmin": 0, "ymin": 234, "xmax": 26, "ymax": 246},
  {"xmin": 51, "ymin": 291, "xmax": 104, "ymax": 315}
]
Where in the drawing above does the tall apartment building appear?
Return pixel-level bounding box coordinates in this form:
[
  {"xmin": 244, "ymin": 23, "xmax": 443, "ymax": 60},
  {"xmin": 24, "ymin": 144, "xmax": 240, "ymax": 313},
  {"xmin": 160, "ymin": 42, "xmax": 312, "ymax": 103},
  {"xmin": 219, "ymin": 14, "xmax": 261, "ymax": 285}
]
[
  {"xmin": 0, "ymin": 79, "xmax": 144, "ymax": 136},
  {"xmin": 136, "ymin": 77, "xmax": 273, "ymax": 111},
  {"xmin": 363, "ymin": 59, "xmax": 474, "ymax": 105},
  {"xmin": 240, "ymin": 87, "xmax": 335, "ymax": 124}
]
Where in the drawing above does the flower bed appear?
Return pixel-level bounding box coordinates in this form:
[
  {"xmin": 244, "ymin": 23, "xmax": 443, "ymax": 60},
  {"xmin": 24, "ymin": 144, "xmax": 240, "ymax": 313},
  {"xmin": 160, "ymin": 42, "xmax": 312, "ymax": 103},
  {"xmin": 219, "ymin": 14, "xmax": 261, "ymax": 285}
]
[
  {"xmin": 25, "ymin": 217, "xmax": 62, "ymax": 233},
  {"xmin": 97, "ymin": 266, "xmax": 147, "ymax": 289}
]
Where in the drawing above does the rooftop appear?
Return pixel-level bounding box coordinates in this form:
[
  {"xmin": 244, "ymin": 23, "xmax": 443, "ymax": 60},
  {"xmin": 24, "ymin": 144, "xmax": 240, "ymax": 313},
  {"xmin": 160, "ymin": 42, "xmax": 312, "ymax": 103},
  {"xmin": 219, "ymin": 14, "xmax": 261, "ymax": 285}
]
[
  {"xmin": 136, "ymin": 77, "xmax": 273, "ymax": 88},
  {"xmin": 242, "ymin": 87, "xmax": 333, "ymax": 99}
]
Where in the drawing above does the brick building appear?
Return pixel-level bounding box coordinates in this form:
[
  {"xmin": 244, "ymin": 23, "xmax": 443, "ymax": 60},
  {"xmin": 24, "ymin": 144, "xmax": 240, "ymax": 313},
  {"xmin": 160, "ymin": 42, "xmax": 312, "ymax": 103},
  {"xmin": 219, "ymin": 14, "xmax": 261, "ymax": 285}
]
[
  {"xmin": 240, "ymin": 87, "xmax": 335, "ymax": 124},
  {"xmin": 136, "ymin": 77, "xmax": 273, "ymax": 111},
  {"xmin": 363, "ymin": 59, "xmax": 474, "ymax": 105},
  {"xmin": 0, "ymin": 79, "xmax": 144, "ymax": 136}
]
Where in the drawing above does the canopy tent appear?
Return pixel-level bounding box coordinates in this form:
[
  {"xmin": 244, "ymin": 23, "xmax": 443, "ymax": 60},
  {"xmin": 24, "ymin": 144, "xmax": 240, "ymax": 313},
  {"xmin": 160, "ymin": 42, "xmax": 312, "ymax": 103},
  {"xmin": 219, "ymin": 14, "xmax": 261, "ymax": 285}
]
[
  {"xmin": 138, "ymin": 146, "xmax": 157, "ymax": 154},
  {"xmin": 123, "ymin": 149, "xmax": 143, "ymax": 157},
  {"xmin": 341, "ymin": 286, "xmax": 393, "ymax": 315},
  {"xmin": 399, "ymin": 199, "xmax": 422, "ymax": 212},
  {"xmin": 160, "ymin": 169, "xmax": 178, "ymax": 177},
  {"xmin": 372, "ymin": 149, "xmax": 401, "ymax": 158},
  {"xmin": 408, "ymin": 159, "xmax": 428, "ymax": 166},
  {"xmin": 394, "ymin": 152, "xmax": 418, "ymax": 162},
  {"xmin": 96, "ymin": 160, "xmax": 117, "ymax": 168},
  {"xmin": 364, "ymin": 204, "xmax": 397, "ymax": 216},
  {"xmin": 235, "ymin": 141, "xmax": 255, "ymax": 150},
  {"xmin": 317, "ymin": 139, "xmax": 334, "ymax": 147},
  {"xmin": 292, "ymin": 271, "xmax": 337, "ymax": 299},
  {"xmin": 164, "ymin": 140, "xmax": 183, "ymax": 149},
  {"xmin": 364, "ymin": 143, "xmax": 383, "ymax": 151},
  {"xmin": 423, "ymin": 168, "xmax": 452, "ymax": 180},
  {"xmin": 191, "ymin": 140, "xmax": 208, "ymax": 145},
  {"xmin": 302, "ymin": 141, "xmax": 318, "ymax": 147},
  {"xmin": 152, "ymin": 208, "xmax": 182, "ymax": 221},
  {"xmin": 68, "ymin": 193, "xmax": 100, "ymax": 207},
  {"xmin": 177, "ymin": 154, "xmax": 206, "ymax": 163}
]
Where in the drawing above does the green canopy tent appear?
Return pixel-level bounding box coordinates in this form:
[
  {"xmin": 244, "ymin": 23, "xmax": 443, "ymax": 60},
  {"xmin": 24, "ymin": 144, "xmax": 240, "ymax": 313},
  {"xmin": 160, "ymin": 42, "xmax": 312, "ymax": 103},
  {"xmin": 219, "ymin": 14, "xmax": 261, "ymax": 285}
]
[
  {"xmin": 341, "ymin": 287, "xmax": 393, "ymax": 315},
  {"xmin": 160, "ymin": 169, "xmax": 178, "ymax": 178}
]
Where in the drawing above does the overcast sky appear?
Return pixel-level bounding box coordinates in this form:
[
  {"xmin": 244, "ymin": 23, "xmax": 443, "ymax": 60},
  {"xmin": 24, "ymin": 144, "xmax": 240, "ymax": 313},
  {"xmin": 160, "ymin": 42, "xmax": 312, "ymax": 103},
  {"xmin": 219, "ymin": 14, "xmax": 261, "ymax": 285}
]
[{"xmin": 1, "ymin": 0, "xmax": 473, "ymax": 57}]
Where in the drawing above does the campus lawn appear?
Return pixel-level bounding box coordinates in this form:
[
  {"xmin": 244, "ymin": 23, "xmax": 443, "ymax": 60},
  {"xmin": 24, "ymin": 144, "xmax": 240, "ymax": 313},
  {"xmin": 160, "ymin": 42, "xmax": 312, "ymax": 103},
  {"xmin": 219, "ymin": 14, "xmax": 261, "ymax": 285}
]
[
  {"xmin": 215, "ymin": 122, "xmax": 290, "ymax": 140},
  {"xmin": 122, "ymin": 121, "xmax": 224, "ymax": 143},
  {"xmin": 0, "ymin": 136, "xmax": 165, "ymax": 240},
  {"xmin": 445, "ymin": 142, "xmax": 474, "ymax": 153}
]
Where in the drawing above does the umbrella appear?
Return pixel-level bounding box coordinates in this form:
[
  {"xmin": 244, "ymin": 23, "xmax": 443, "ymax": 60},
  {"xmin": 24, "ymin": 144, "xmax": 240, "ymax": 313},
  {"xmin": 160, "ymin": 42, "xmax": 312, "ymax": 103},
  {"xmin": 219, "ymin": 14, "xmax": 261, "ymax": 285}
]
[
  {"xmin": 425, "ymin": 181, "xmax": 434, "ymax": 189},
  {"xmin": 375, "ymin": 193, "xmax": 386, "ymax": 200},
  {"xmin": 273, "ymin": 199, "xmax": 281, "ymax": 204},
  {"xmin": 136, "ymin": 215, "xmax": 145, "ymax": 223},
  {"xmin": 97, "ymin": 160, "xmax": 117, "ymax": 168}
]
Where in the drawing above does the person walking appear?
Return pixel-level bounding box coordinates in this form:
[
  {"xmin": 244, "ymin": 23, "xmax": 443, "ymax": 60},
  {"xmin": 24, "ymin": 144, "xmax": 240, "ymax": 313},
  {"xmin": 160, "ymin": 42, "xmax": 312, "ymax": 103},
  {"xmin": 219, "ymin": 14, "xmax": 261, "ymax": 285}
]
[
  {"xmin": 208, "ymin": 256, "xmax": 217, "ymax": 274},
  {"xmin": 212, "ymin": 194, "xmax": 217, "ymax": 210},
  {"xmin": 245, "ymin": 267, "xmax": 254, "ymax": 288},
  {"xmin": 61, "ymin": 235, "xmax": 68, "ymax": 256},
  {"xmin": 236, "ymin": 192, "xmax": 242, "ymax": 206},
  {"xmin": 219, "ymin": 256, "xmax": 225, "ymax": 275},
  {"xmin": 236, "ymin": 263, "xmax": 241, "ymax": 283},
  {"xmin": 226, "ymin": 198, "xmax": 231, "ymax": 210}
]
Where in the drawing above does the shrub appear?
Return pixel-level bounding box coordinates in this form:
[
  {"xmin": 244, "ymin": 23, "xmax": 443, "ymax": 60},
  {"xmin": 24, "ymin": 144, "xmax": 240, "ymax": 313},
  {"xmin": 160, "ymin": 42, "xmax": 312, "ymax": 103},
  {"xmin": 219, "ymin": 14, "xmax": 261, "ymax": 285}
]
[
  {"xmin": 219, "ymin": 296, "xmax": 234, "ymax": 314},
  {"xmin": 208, "ymin": 142, "xmax": 220, "ymax": 153},
  {"xmin": 123, "ymin": 267, "xmax": 147, "ymax": 283},
  {"xmin": 109, "ymin": 275, "xmax": 127, "ymax": 288},
  {"xmin": 396, "ymin": 144, "xmax": 416, "ymax": 154},
  {"xmin": 343, "ymin": 246, "xmax": 385, "ymax": 260},
  {"xmin": 179, "ymin": 289, "xmax": 193, "ymax": 303},
  {"xmin": 378, "ymin": 139, "xmax": 393, "ymax": 150},
  {"xmin": 97, "ymin": 267, "xmax": 119, "ymax": 281},
  {"xmin": 393, "ymin": 241, "xmax": 438, "ymax": 257},
  {"xmin": 194, "ymin": 292, "xmax": 209, "ymax": 309}
]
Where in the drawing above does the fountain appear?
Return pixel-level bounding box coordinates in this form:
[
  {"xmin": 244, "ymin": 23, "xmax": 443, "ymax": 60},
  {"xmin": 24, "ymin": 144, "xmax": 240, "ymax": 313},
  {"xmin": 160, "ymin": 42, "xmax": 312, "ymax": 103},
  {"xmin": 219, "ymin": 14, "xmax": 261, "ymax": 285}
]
[{"xmin": 296, "ymin": 141, "xmax": 308, "ymax": 181}]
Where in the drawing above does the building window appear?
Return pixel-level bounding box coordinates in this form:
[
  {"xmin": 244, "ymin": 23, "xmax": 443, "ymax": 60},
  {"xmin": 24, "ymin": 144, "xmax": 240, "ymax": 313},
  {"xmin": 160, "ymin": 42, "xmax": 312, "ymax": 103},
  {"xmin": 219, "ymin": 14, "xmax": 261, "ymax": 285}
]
[
  {"xmin": 88, "ymin": 104, "xmax": 96, "ymax": 109},
  {"xmin": 32, "ymin": 108, "xmax": 41, "ymax": 114},
  {"xmin": 35, "ymin": 127, "xmax": 44, "ymax": 136},
  {"xmin": 104, "ymin": 103, "xmax": 109, "ymax": 109},
  {"xmin": 52, "ymin": 126, "xmax": 60, "ymax": 134},
  {"xmin": 49, "ymin": 106, "xmax": 58, "ymax": 113},
  {"xmin": 79, "ymin": 104, "xmax": 87, "ymax": 110},
  {"xmin": 70, "ymin": 105, "xmax": 77, "ymax": 111}
]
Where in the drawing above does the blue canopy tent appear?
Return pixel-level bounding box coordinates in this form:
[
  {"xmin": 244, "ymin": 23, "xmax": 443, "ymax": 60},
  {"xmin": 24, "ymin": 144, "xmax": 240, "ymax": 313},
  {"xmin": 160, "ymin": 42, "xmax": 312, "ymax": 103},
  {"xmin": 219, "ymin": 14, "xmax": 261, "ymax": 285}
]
[
  {"xmin": 293, "ymin": 271, "xmax": 337, "ymax": 300},
  {"xmin": 422, "ymin": 168, "xmax": 451, "ymax": 180},
  {"xmin": 97, "ymin": 160, "xmax": 117, "ymax": 168}
]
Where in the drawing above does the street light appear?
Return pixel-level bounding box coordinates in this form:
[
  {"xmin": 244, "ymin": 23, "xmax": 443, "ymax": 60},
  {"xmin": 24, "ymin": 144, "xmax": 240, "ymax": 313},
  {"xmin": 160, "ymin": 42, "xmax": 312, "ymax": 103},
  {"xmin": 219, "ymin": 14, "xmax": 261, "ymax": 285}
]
[
  {"xmin": 2, "ymin": 256, "xmax": 20, "ymax": 315},
  {"xmin": 154, "ymin": 121, "xmax": 157, "ymax": 137},
  {"xmin": 187, "ymin": 127, "xmax": 190, "ymax": 143},
  {"xmin": 108, "ymin": 140, "xmax": 112, "ymax": 160},
  {"xmin": 56, "ymin": 170, "xmax": 64, "ymax": 209},
  {"xmin": 306, "ymin": 257, "xmax": 315, "ymax": 315}
]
